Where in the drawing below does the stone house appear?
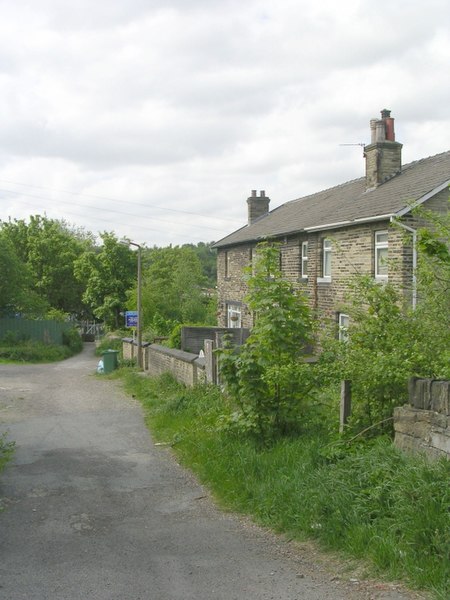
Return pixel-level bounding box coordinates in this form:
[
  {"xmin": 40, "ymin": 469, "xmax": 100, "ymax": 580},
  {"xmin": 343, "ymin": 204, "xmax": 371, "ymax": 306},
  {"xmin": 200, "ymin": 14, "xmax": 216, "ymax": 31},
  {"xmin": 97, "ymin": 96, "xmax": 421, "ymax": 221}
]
[{"xmin": 213, "ymin": 110, "xmax": 450, "ymax": 338}]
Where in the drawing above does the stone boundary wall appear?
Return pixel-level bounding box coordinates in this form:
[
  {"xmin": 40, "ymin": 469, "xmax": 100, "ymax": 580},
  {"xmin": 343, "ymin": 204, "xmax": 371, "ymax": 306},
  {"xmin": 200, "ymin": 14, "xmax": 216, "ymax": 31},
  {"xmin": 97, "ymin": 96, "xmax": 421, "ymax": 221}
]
[
  {"xmin": 394, "ymin": 378, "xmax": 450, "ymax": 460},
  {"xmin": 122, "ymin": 339, "xmax": 207, "ymax": 386},
  {"xmin": 144, "ymin": 344, "xmax": 205, "ymax": 386},
  {"xmin": 122, "ymin": 338, "xmax": 151, "ymax": 369}
]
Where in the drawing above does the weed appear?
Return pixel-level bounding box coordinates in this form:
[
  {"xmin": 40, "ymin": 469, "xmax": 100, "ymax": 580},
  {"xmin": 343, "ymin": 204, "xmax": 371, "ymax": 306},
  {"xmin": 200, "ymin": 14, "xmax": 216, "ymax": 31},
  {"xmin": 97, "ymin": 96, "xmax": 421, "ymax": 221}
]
[{"xmin": 0, "ymin": 433, "xmax": 15, "ymax": 477}]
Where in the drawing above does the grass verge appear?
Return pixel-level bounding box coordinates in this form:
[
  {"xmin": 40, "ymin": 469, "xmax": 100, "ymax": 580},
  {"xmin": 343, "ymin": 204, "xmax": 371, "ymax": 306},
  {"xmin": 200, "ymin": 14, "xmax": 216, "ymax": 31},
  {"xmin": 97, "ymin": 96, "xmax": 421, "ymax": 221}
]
[{"xmin": 120, "ymin": 369, "xmax": 449, "ymax": 599}]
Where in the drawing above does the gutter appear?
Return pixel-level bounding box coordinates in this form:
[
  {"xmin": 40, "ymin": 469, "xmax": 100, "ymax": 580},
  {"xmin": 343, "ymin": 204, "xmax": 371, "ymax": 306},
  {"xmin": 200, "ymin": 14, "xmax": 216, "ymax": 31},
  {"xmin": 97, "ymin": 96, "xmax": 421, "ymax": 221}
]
[{"xmin": 391, "ymin": 217, "xmax": 417, "ymax": 310}]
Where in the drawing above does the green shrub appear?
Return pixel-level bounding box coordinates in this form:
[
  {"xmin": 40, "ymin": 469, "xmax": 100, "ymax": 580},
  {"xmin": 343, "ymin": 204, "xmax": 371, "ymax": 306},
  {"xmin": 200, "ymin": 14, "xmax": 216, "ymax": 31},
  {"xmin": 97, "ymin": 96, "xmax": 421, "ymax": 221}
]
[
  {"xmin": 218, "ymin": 243, "xmax": 314, "ymax": 442},
  {"xmin": 62, "ymin": 327, "xmax": 83, "ymax": 353},
  {"xmin": 1, "ymin": 330, "xmax": 29, "ymax": 345},
  {"xmin": 95, "ymin": 335, "xmax": 123, "ymax": 357},
  {"xmin": 167, "ymin": 323, "xmax": 183, "ymax": 349},
  {"xmin": 318, "ymin": 275, "xmax": 450, "ymax": 435},
  {"xmin": 0, "ymin": 339, "xmax": 72, "ymax": 362}
]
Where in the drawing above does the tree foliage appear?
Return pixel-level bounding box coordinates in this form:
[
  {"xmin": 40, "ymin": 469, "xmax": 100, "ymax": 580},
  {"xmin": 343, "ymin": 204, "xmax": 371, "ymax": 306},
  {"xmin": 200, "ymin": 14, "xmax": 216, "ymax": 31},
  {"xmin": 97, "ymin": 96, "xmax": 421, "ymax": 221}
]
[
  {"xmin": 0, "ymin": 235, "xmax": 28, "ymax": 314},
  {"xmin": 74, "ymin": 232, "xmax": 136, "ymax": 328},
  {"xmin": 218, "ymin": 243, "xmax": 314, "ymax": 442},
  {"xmin": 127, "ymin": 245, "xmax": 216, "ymax": 336},
  {"xmin": 0, "ymin": 215, "xmax": 90, "ymax": 317},
  {"xmin": 183, "ymin": 241, "xmax": 217, "ymax": 286}
]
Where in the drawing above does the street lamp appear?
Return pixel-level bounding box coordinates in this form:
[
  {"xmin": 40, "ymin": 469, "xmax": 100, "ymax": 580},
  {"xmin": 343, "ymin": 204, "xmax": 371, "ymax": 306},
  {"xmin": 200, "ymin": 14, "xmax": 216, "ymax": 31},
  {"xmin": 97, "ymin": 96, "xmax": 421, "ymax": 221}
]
[{"xmin": 121, "ymin": 239, "xmax": 143, "ymax": 369}]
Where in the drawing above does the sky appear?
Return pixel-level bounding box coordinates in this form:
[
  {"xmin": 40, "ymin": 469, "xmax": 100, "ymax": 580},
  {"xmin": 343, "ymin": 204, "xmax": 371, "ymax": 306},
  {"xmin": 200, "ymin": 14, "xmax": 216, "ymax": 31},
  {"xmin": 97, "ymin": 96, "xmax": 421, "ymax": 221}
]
[{"xmin": 1, "ymin": 0, "xmax": 450, "ymax": 248}]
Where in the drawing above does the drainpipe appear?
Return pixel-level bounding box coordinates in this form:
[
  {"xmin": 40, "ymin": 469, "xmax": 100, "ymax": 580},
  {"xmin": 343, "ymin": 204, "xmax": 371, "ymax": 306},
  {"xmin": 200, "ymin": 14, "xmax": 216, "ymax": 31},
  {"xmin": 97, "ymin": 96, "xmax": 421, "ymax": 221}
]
[{"xmin": 391, "ymin": 218, "xmax": 417, "ymax": 310}]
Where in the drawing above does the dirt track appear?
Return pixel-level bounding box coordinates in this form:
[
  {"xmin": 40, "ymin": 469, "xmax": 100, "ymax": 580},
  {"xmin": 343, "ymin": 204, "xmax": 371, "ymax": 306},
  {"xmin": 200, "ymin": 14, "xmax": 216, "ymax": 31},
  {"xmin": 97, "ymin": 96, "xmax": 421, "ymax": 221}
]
[{"xmin": 0, "ymin": 344, "xmax": 425, "ymax": 600}]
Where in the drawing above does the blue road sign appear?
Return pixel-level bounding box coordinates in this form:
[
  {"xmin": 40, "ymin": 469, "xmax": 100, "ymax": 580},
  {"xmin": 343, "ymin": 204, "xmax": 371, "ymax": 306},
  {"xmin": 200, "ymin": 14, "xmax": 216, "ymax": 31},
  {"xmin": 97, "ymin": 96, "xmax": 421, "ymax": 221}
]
[{"xmin": 125, "ymin": 311, "xmax": 138, "ymax": 328}]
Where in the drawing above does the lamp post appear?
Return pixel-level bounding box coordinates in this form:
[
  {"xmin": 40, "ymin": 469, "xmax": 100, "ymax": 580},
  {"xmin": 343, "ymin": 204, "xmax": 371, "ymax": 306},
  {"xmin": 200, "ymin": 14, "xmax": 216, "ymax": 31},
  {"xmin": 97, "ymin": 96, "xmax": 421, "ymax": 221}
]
[{"xmin": 121, "ymin": 239, "xmax": 143, "ymax": 369}]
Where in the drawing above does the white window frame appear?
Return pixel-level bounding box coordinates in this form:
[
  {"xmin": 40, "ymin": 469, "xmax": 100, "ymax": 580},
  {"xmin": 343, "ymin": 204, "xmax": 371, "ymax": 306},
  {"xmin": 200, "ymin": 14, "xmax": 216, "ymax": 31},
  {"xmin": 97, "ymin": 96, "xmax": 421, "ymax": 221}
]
[
  {"xmin": 375, "ymin": 231, "xmax": 388, "ymax": 280},
  {"xmin": 301, "ymin": 241, "xmax": 308, "ymax": 279},
  {"xmin": 322, "ymin": 238, "xmax": 332, "ymax": 279},
  {"xmin": 227, "ymin": 303, "xmax": 242, "ymax": 328},
  {"xmin": 338, "ymin": 313, "xmax": 350, "ymax": 342}
]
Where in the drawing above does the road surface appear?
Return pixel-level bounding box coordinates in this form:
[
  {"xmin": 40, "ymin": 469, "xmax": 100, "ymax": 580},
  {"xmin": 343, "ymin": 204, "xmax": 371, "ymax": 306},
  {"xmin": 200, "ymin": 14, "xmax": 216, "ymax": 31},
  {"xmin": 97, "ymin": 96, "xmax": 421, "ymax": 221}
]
[{"xmin": 0, "ymin": 344, "xmax": 423, "ymax": 600}]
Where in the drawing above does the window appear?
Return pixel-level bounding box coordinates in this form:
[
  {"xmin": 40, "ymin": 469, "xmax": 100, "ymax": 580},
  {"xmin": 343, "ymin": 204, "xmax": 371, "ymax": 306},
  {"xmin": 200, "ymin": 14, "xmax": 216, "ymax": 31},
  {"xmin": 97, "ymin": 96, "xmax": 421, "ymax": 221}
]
[
  {"xmin": 338, "ymin": 313, "xmax": 349, "ymax": 342},
  {"xmin": 375, "ymin": 231, "xmax": 388, "ymax": 279},
  {"xmin": 227, "ymin": 303, "xmax": 242, "ymax": 328},
  {"xmin": 301, "ymin": 241, "xmax": 308, "ymax": 278},
  {"xmin": 323, "ymin": 238, "xmax": 332, "ymax": 278}
]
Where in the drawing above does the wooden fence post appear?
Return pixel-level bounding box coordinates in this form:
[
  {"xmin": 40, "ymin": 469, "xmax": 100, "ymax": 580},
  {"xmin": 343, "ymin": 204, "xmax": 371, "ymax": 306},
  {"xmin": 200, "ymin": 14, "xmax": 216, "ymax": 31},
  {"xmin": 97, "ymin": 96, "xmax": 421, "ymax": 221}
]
[{"xmin": 204, "ymin": 339, "xmax": 216, "ymax": 384}]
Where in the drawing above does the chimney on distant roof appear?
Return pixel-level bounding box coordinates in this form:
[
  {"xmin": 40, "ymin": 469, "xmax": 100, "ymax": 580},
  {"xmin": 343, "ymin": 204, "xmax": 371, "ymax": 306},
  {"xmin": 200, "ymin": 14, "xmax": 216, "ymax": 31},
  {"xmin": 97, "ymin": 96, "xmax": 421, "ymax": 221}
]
[
  {"xmin": 247, "ymin": 190, "xmax": 270, "ymax": 225},
  {"xmin": 365, "ymin": 109, "xmax": 402, "ymax": 189}
]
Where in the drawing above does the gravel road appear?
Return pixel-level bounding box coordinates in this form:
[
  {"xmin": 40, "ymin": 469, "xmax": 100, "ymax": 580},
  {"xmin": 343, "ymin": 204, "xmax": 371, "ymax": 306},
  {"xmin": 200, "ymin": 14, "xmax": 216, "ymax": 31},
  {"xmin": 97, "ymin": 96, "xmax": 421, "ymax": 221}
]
[{"xmin": 0, "ymin": 344, "xmax": 425, "ymax": 600}]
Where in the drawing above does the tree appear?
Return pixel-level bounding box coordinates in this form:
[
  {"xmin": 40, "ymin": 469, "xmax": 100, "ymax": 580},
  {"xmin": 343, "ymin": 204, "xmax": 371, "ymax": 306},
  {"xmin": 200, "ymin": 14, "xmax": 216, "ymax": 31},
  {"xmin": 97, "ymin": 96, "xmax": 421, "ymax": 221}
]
[
  {"xmin": 218, "ymin": 243, "xmax": 313, "ymax": 442},
  {"xmin": 0, "ymin": 215, "xmax": 91, "ymax": 315},
  {"xmin": 181, "ymin": 241, "xmax": 217, "ymax": 286},
  {"xmin": 131, "ymin": 245, "xmax": 215, "ymax": 336},
  {"xmin": 74, "ymin": 232, "xmax": 136, "ymax": 328},
  {"xmin": 0, "ymin": 234, "xmax": 47, "ymax": 316}
]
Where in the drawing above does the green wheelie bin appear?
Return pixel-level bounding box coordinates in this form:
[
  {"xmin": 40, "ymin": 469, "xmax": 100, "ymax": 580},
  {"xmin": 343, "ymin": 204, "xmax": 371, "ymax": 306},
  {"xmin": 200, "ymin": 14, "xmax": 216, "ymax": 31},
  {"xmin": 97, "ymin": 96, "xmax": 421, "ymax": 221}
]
[{"xmin": 102, "ymin": 349, "xmax": 119, "ymax": 374}]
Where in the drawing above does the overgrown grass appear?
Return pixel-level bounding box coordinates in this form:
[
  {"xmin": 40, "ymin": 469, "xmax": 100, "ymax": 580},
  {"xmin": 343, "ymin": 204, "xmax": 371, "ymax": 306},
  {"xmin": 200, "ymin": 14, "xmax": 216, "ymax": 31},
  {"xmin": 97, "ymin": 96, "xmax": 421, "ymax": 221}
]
[
  {"xmin": 121, "ymin": 370, "xmax": 450, "ymax": 599},
  {"xmin": 0, "ymin": 340, "xmax": 72, "ymax": 363},
  {"xmin": 95, "ymin": 335, "xmax": 123, "ymax": 357},
  {"xmin": 0, "ymin": 433, "xmax": 15, "ymax": 477},
  {"xmin": 0, "ymin": 327, "xmax": 83, "ymax": 363}
]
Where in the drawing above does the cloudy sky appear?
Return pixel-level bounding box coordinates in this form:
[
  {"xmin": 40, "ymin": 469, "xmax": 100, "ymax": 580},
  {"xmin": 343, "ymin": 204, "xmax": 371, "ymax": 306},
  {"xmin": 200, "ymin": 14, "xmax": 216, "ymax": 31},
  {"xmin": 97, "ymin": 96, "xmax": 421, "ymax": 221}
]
[{"xmin": 1, "ymin": 0, "xmax": 449, "ymax": 247}]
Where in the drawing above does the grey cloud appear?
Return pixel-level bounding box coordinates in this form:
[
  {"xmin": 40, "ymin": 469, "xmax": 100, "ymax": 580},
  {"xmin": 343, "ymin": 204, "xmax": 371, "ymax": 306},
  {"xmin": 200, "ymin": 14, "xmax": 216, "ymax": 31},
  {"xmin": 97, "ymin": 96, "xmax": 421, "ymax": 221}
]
[{"xmin": 0, "ymin": 108, "xmax": 250, "ymax": 169}]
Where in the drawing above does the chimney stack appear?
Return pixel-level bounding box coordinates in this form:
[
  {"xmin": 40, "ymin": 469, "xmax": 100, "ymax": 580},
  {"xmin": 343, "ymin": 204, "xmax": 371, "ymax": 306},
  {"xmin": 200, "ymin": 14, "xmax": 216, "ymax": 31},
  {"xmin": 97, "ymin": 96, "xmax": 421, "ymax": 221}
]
[
  {"xmin": 365, "ymin": 109, "xmax": 402, "ymax": 189},
  {"xmin": 247, "ymin": 190, "xmax": 270, "ymax": 225}
]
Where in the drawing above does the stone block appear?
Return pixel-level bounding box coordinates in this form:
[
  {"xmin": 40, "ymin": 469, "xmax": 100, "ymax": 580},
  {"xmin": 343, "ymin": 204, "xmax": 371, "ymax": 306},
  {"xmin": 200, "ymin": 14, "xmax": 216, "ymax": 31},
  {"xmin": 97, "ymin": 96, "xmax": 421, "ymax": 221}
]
[
  {"xmin": 431, "ymin": 412, "xmax": 448, "ymax": 429},
  {"xmin": 394, "ymin": 405, "xmax": 418, "ymax": 423},
  {"xmin": 431, "ymin": 381, "xmax": 450, "ymax": 415},
  {"xmin": 413, "ymin": 379, "xmax": 433, "ymax": 409},
  {"xmin": 407, "ymin": 377, "xmax": 419, "ymax": 407},
  {"xmin": 430, "ymin": 431, "xmax": 450, "ymax": 454},
  {"xmin": 394, "ymin": 432, "xmax": 427, "ymax": 454}
]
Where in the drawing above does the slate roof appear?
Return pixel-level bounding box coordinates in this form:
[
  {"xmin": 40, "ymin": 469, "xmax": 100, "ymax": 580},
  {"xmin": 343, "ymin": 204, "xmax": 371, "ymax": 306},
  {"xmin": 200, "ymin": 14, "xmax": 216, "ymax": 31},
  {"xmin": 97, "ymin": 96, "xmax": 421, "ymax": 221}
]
[{"xmin": 214, "ymin": 150, "xmax": 450, "ymax": 248}]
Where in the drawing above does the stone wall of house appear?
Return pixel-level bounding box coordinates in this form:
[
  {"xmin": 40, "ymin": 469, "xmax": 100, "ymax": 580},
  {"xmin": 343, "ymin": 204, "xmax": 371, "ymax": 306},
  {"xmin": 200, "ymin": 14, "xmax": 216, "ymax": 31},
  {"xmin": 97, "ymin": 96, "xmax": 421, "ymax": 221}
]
[
  {"xmin": 420, "ymin": 187, "xmax": 449, "ymax": 216},
  {"xmin": 217, "ymin": 220, "xmax": 414, "ymax": 329},
  {"xmin": 216, "ymin": 243, "xmax": 254, "ymax": 328},
  {"xmin": 394, "ymin": 378, "xmax": 450, "ymax": 460}
]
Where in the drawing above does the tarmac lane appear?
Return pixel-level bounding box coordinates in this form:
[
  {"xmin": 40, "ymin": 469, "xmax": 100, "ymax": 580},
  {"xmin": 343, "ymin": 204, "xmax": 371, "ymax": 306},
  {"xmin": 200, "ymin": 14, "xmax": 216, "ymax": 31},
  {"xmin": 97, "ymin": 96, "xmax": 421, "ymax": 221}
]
[{"xmin": 0, "ymin": 344, "xmax": 423, "ymax": 600}]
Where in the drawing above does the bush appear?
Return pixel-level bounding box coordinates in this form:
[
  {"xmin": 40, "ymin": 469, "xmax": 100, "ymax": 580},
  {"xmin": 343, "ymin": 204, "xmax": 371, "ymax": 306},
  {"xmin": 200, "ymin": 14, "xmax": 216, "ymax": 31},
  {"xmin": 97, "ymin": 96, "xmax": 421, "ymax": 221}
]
[
  {"xmin": 62, "ymin": 327, "xmax": 83, "ymax": 353},
  {"xmin": 218, "ymin": 243, "xmax": 314, "ymax": 442},
  {"xmin": 167, "ymin": 323, "xmax": 183, "ymax": 349},
  {"xmin": 318, "ymin": 275, "xmax": 450, "ymax": 435},
  {"xmin": 95, "ymin": 335, "xmax": 123, "ymax": 357},
  {"xmin": 0, "ymin": 326, "xmax": 82, "ymax": 362},
  {"xmin": 0, "ymin": 339, "xmax": 72, "ymax": 362}
]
